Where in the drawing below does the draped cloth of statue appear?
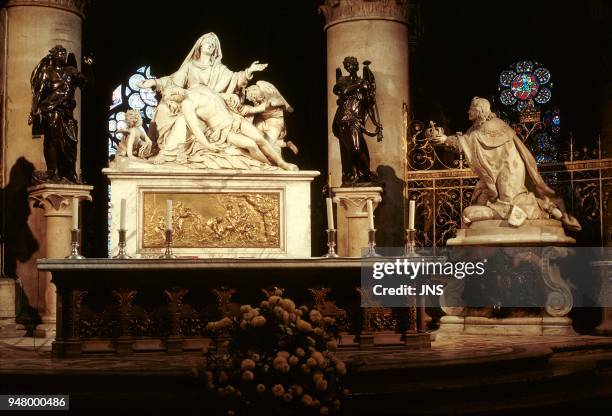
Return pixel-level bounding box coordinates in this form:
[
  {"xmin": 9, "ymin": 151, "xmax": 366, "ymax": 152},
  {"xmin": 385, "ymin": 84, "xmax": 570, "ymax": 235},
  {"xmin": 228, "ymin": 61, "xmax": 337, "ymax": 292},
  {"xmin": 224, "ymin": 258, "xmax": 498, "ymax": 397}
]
[{"xmin": 446, "ymin": 115, "xmax": 579, "ymax": 229}]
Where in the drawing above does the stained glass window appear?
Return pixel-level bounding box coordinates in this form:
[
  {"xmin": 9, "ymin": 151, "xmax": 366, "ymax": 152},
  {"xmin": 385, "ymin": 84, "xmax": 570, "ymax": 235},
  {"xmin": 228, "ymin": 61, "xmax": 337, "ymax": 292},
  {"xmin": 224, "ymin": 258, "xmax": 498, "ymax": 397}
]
[
  {"xmin": 496, "ymin": 60, "xmax": 560, "ymax": 163},
  {"xmin": 108, "ymin": 65, "xmax": 157, "ymax": 157},
  {"xmin": 497, "ymin": 60, "xmax": 552, "ymax": 112}
]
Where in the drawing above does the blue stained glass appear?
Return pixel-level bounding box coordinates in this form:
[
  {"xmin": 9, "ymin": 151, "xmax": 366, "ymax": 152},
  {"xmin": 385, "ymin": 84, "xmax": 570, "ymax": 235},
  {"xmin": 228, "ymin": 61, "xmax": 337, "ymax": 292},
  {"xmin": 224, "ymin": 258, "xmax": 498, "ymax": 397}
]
[
  {"xmin": 499, "ymin": 70, "xmax": 516, "ymax": 87},
  {"xmin": 128, "ymin": 93, "xmax": 145, "ymax": 110},
  {"xmin": 145, "ymin": 105, "xmax": 156, "ymax": 120},
  {"xmin": 534, "ymin": 87, "xmax": 551, "ymax": 104},
  {"xmin": 534, "ymin": 67, "xmax": 551, "ymax": 84},
  {"xmin": 128, "ymin": 73, "xmax": 145, "ymax": 91},
  {"xmin": 516, "ymin": 61, "xmax": 534, "ymax": 73},
  {"xmin": 552, "ymin": 115, "xmax": 560, "ymax": 125},
  {"xmin": 110, "ymin": 85, "xmax": 122, "ymax": 110}
]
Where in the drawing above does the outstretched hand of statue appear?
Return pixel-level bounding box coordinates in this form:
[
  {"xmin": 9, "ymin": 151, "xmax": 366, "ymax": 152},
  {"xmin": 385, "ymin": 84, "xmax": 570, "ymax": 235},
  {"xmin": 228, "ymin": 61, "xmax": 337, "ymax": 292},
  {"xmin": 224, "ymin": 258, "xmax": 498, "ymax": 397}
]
[
  {"xmin": 246, "ymin": 61, "xmax": 268, "ymax": 77},
  {"xmin": 424, "ymin": 121, "xmax": 447, "ymax": 145}
]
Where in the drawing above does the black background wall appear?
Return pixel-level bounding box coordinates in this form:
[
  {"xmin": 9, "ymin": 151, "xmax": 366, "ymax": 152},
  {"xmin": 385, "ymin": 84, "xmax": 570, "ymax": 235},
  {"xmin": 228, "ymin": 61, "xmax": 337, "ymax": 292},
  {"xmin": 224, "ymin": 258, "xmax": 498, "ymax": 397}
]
[{"xmin": 80, "ymin": 0, "xmax": 610, "ymax": 257}]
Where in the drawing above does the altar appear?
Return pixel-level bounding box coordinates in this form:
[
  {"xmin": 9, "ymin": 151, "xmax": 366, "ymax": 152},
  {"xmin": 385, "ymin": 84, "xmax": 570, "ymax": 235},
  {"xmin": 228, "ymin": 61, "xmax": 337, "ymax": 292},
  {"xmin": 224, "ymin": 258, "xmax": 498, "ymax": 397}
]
[{"xmin": 39, "ymin": 258, "xmax": 431, "ymax": 357}]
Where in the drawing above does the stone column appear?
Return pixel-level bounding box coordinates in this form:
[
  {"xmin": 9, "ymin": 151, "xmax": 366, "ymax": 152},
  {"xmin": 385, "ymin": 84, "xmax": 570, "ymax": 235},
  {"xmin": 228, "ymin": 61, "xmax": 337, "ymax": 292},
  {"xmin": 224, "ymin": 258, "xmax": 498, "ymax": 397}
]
[
  {"xmin": 333, "ymin": 187, "xmax": 383, "ymax": 257},
  {"xmin": 320, "ymin": 0, "xmax": 411, "ymax": 247},
  {"xmin": 1, "ymin": 0, "xmax": 85, "ymax": 332},
  {"xmin": 28, "ymin": 183, "xmax": 92, "ymax": 336}
]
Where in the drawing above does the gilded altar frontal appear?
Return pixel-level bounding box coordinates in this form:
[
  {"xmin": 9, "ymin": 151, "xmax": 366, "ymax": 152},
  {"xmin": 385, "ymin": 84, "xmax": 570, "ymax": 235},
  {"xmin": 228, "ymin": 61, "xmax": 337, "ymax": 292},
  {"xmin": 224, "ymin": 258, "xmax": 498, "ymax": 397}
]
[{"xmin": 142, "ymin": 192, "xmax": 281, "ymax": 248}]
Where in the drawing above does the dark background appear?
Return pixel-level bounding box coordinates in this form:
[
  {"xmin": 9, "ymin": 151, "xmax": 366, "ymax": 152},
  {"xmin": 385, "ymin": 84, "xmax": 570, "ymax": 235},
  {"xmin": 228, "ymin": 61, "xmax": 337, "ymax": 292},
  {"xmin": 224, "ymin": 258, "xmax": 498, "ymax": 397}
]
[{"xmin": 80, "ymin": 0, "xmax": 610, "ymax": 257}]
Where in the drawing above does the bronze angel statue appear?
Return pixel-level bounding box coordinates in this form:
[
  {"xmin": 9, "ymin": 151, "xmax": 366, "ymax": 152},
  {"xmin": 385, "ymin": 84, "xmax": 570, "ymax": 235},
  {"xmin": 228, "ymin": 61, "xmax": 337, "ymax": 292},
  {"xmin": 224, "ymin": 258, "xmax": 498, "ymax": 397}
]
[
  {"xmin": 28, "ymin": 45, "xmax": 92, "ymax": 183},
  {"xmin": 332, "ymin": 56, "xmax": 383, "ymax": 186}
]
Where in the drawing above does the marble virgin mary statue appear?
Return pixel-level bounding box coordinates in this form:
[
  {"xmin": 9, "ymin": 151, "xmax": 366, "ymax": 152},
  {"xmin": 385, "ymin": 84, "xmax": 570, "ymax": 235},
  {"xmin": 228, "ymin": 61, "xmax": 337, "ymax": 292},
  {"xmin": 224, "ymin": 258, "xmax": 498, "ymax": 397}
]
[{"xmin": 139, "ymin": 32, "xmax": 270, "ymax": 168}]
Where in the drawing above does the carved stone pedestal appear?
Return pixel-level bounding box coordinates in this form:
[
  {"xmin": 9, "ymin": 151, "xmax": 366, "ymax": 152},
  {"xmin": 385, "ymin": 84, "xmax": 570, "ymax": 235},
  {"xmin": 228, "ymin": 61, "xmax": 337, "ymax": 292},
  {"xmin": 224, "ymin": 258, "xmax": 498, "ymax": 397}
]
[
  {"xmin": 436, "ymin": 246, "xmax": 577, "ymax": 337},
  {"xmin": 333, "ymin": 187, "xmax": 383, "ymax": 257},
  {"xmin": 28, "ymin": 183, "xmax": 93, "ymax": 337},
  {"xmin": 0, "ymin": 278, "xmax": 26, "ymax": 337}
]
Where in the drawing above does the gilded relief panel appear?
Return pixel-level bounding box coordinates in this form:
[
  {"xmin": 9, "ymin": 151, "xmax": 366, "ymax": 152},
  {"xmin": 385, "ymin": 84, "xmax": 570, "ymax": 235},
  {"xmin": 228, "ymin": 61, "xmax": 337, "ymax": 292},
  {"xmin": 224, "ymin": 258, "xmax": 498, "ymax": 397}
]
[{"xmin": 142, "ymin": 192, "xmax": 280, "ymax": 248}]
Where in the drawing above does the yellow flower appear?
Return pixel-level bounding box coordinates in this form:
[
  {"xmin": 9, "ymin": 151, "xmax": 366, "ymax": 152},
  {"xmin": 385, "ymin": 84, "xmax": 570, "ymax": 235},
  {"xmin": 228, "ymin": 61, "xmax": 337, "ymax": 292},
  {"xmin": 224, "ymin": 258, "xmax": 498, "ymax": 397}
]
[
  {"xmin": 289, "ymin": 355, "xmax": 299, "ymax": 366},
  {"xmin": 295, "ymin": 348, "xmax": 306, "ymax": 357},
  {"xmin": 260, "ymin": 300, "xmax": 269, "ymax": 309},
  {"xmin": 283, "ymin": 393, "xmax": 293, "ymax": 402},
  {"xmin": 336, "ymin": 361, "xmax": 347, "ymax": 375},
  {"xmin": 306, "ymin": 357, "xmax": 317, "ymax": 368},
  {"xmin": 251, "ymin": 353, "xmax": 260, "ymax": 362},
  {"xmin": 268, "ymin": 296, "xmax": 281, "ymax": 306},
  {"xmin": 301, "ymin": 364, "xmax": 311, "ymax": 374},
  {"xmin": 326, "ymin": 341, "xmax": 338, "ymax": 351},
  {"xmin": 309, "ymin": 310, "xmax": 323, "ymax": 323},
  {"xmin": 256, "ymin": 384, "xmax": 266, "ymax": 393},
  {"xmin": 315, "ymin": 379, "xmax": 328, "ymax": 392},
  {"xmin": 271, "ymin": 384, "xmax": 285, "ymax": 397},
  {"xmin": 314, "ymin": 327, "xmax": 324, "ymax": 336},
  {"xmin": 279, "ymin": 298, "xmax": 296, "ymax": 312},
  {"xmin": 240, "ymin": 305, "xmax": 252, "ymax": 313},
  {"xmin": 242, "ymin": 370, "xmax": 254, "ymax": 381},
  {"xmin": 241, "ymin": 359, "xmax": 256, "ymax": 371},
  {"xmin": 240, "ymin": 320, "xmax": 248, "ymax": 330},
  {"xmin": 312, "ymin": 371, "xmax": 323, "ymax": 382},
  {"xmin": 334, "ymin": 399, "xmax": 342, "ymax": 410},
  {"xmin": 301, "ymin": 394, "xmax": 313, "ymax": 407},
  {"xmin": 297, "ymin": 319, "xmax": 313, "ymax": 332},
  {"xmin": 251, "ymin": 316, "xmax": 266, "ymax": 327},
  {"xmin": 320, "ymin": 406, "xmax": 329, "ymax": 415},
  {"xmin": 276, "ymin": 350, "xmax": 290, "ymax": 359}
]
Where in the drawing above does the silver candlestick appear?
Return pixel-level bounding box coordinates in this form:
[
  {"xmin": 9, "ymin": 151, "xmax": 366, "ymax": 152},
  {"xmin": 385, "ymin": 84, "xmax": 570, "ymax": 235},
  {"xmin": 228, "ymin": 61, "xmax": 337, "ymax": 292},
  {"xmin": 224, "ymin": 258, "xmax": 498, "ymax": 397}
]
[
  {"xmin": 113, "ymin": 229, "xmax": 132, "ymax": 259},
  {"xmin": 322, "ymin": 228, "xmax": 339, "ymax": 258},
  {"xmin": 364, "ymin": 229, "xmax": 380, "ymax": 257},
  {"xmin": 404, "ymin": 228, "xmax": 418, "ymax": 257},
  {"xmin": 66, "ymin": 228, "xmax": 85, "ymax": 259},
  {"xmin": 159, "ymin": 229, "xmax": 177, "ymax": 259}
]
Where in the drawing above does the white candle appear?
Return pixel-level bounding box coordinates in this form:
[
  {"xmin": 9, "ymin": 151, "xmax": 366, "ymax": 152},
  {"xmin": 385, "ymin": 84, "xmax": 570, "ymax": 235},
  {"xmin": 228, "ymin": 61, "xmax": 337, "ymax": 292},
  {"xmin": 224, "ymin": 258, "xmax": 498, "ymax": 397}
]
[
  {"xmin": 71, "ymin": 197, "xmax": 79, "ymax": 230},
  {"xmin": 367, "ymin": 200, "xmax": 374, "ymax": 230},
  {"xmin": 166, "ymin": 200, "xmax": 173, "ymax": 231},
  {"xmin": 326, "ymin": 197, "xmax": 334, "ymax": 230},
  {"xmin": 409, "ymin": 199, "xmax": 416, "ymax": 230},
  {"xmin": 120, "ymin": 199, "xmax": 126, "ymax": 230}
]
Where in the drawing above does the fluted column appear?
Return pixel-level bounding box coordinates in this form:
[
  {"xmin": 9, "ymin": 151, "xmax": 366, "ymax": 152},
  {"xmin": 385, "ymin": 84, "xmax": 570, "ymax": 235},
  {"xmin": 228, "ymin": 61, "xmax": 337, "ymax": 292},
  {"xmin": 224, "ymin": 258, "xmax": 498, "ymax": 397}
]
[{"xmin": 320, "ymin": 0, "xmax": 411, "ymax": 247}]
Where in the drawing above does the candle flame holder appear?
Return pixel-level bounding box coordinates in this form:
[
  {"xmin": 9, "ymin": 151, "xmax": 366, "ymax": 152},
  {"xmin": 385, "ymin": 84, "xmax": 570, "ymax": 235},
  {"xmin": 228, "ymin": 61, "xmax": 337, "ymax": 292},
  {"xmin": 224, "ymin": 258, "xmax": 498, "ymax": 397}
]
[
  {"xmin": 159, "ymin": 229, "xmax": 177, "ymax": 259},
  {"xmin": 112, "ymin": 229, "xmax": 132, "ymax": 259},
  {"xmin": 322, "ymin": 228, "xmax": 339, "ymax": 258},
  {"xmin": 66, "ymin": 228, "xmax": 85, "ymax": 260},
  {"xmin": 364, "ymin": 229, "xmax": 380, "ymax": 257},
  {"xmin": 404, "ymin": 228, "xmax": 418, "ymax": 257}
]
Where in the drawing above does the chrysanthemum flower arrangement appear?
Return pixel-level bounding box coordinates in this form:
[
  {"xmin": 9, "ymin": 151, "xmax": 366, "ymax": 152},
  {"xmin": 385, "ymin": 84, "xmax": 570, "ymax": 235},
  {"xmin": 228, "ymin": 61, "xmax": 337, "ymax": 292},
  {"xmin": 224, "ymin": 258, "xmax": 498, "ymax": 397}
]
[{"xmin": 203, "ymin": 295, "xmax": 348, "ymax": 415}]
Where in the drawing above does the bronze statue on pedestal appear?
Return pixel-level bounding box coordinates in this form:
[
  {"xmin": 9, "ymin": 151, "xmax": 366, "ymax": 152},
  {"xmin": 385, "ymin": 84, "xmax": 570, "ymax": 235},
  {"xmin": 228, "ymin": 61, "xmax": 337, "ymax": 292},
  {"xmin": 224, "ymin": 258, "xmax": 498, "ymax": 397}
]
[
  {"xmin": 332, "ymin": 56, "xmax": 383, "ymax": 186},
  {"xmin": 28, "ymin": 45, "xmax": 92, "ymax": 183}
]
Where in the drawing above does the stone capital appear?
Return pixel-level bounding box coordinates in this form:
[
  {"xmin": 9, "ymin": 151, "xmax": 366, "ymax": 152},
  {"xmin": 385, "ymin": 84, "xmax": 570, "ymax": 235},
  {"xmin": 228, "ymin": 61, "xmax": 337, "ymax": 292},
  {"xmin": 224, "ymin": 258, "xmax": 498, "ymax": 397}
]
[
  {"xmin": 28, "ymin": 183, "xmax": 93, "ymax": 217},
  {"xmin": 6, "ymin": 0, "xmax": 86, "ymax": 18},
  {"xmin": 319, "ymin": 0, "xmax": 410, "ymax": 29},
  {"xmin": 332, "ymin": 186, "xmax": 383, "ymax": 217}
]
